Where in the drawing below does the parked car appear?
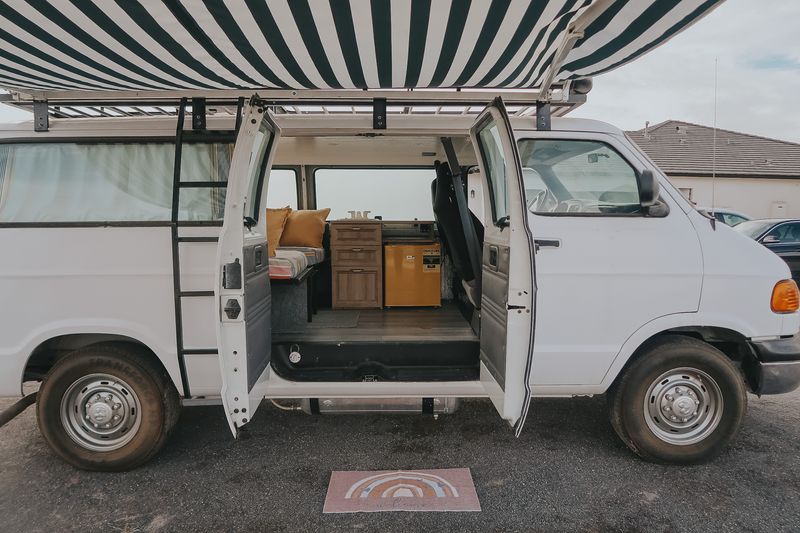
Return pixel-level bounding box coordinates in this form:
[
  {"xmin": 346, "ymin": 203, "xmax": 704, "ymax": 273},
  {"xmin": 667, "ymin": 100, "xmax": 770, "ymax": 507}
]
[
  {"xmin": 735, "ymin": 219, "xmax": 800, "ymax": 283},
  {"xmin": 699, "ymin": 207, "xmax": 752, "ymax": 226}
]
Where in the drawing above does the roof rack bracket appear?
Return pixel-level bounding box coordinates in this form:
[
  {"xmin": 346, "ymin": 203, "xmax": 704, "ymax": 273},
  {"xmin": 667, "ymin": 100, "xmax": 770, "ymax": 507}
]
[
  {"xmin": 373, "ymin": 97, "xmax": 387, "ymax": 130},
  {"xmin": 536, "ymin": 101, "xmax": 551, "ymax": 131},
  {"xmin": 33, "ymin": 100, "xmax": 49, "ymax": 132},
  {"xmin": 191, "ymin": 97, "xmax": 206, "ymax": 131}
]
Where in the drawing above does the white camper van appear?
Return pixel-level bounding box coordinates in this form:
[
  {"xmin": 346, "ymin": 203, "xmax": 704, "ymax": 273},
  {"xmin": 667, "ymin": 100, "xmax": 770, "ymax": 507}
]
[
  {"xmin": 0, "ymin": 0, "xmax": 795, "ymax": 471},
  {"xmin": 0, "ymin": 94, "xmax": 798, "ymax": 471}
]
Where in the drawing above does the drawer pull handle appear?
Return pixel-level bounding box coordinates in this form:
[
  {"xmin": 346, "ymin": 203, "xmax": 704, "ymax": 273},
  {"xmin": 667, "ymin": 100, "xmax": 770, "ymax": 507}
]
[
  {"xmin": 350, "ymin": 227, "xmax": 361, "ymax": 231},
  {"xmin": 351, "ymin": 268, "xmax": 364, "ymax": 273},
  {"xmin": 351, "ymin": 248, "xmax": 363, "ymax": 252}
]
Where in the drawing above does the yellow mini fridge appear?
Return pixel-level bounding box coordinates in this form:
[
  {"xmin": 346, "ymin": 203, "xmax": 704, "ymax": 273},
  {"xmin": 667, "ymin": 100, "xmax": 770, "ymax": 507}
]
[{"xmin": 384, "ymin": 242, "xmax": 441, "ymax": 307}]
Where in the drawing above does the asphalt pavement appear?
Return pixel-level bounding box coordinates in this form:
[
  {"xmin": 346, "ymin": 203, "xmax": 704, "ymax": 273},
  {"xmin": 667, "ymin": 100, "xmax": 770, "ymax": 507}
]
[{"xmin": 1, "ymin": 389, "xmax": 799, "ymax": 532}]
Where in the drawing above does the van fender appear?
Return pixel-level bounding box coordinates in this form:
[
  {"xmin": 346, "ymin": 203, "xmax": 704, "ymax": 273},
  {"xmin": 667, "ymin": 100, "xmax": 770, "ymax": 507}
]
[
  {"xmin": 597, "ymin": 312, "xmax": 758, "ymax": 392},
  {"xmin": 4, "ymin": 319, "xmax": 181, "ymax": 397}
]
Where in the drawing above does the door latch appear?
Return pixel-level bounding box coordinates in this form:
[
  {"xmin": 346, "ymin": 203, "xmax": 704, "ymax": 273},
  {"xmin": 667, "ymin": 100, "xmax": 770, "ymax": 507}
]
[{"xmin": 224, "ymin": 298, "xmax": 242, "ymax": 320}]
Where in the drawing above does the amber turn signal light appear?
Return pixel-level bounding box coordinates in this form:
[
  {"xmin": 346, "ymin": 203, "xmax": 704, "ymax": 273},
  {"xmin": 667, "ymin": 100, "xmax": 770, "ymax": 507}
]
[{"xmin": 771, "ymin": 280, "xmax": 800, "ymax": 313}]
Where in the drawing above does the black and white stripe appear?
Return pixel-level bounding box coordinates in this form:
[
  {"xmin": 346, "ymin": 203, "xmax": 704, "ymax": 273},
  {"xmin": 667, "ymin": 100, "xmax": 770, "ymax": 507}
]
[{"xmin": 0, "ymin": 0, "xmax": 724, "ymax": 93}]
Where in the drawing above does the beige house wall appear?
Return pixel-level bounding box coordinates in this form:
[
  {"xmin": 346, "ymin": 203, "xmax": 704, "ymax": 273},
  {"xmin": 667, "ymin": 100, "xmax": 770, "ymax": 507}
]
[{"xmin": 667, "ymin": 176, "xmax": 800, "ymax": 219}]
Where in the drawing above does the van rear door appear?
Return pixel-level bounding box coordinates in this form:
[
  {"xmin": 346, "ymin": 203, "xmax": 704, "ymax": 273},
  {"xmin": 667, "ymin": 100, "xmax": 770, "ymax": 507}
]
[
  {"xmin": 216, "ymin": 100, "xmax": 280, "ymax": 436},
  {"xmin": 470, "ymin": 97, "xmax": 537, "ymax": 436}
]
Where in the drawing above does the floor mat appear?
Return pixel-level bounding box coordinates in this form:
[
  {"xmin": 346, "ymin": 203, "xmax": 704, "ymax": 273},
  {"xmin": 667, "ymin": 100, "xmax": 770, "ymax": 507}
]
[
  {"xmin": 306, "ymin": 310, "xmax": 360, "ymax": 329},
  {"xmin": 323, "ymin": 468, "xmax": 481, "ymax": 513}
]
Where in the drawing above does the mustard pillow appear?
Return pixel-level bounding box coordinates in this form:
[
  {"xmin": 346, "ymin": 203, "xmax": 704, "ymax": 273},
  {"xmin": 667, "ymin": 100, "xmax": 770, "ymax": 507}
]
[
  {"xmin": 266, "ymin": 207, "xmax": 291, "ymax": 257},
  {"xmin": 279, "ymin": 208, "xmax": 331, "ymax": 248}
]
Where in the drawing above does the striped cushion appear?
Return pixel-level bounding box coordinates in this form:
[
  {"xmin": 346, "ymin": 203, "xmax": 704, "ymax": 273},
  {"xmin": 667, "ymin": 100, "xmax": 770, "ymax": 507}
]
[
  {"xmin": 279, "ymin": 246, "xmax": 326, "ymax": 266},
  {"xmin": 269, "ymin": 250, "xmax": 308, "ymax": 280}
]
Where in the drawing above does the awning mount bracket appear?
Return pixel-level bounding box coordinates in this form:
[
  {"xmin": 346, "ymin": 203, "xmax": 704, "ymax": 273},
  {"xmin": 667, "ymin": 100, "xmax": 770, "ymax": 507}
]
[
  {"xmin": 33, "ymin": 100, "xmax": 48, "ymax": 132},
  {"xmin": 373, "ymin": 97, "xmax": 387, "ymax": 130}
]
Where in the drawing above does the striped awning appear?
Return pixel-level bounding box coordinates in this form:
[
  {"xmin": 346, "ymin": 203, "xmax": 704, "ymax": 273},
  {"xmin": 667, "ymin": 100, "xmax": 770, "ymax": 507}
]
[{"xmin": 0, "ymin": 0, "xmax": 723, "ymax": 95}]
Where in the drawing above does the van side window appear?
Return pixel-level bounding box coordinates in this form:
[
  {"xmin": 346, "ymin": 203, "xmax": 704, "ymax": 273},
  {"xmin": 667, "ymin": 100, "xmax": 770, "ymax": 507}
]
[
  {"xmin": 314, "ymin": 168, "xmax": 436, "ymax": 220},
  {"xmin": 0, "ymin": 142, "xmax": 232, "ymax": 223},
  {"xmin": 476, "ymin": 119, "xmax": 509, "ymax": 223},
  {"xmin": 518, "ymin": 139, "xmax": 642, "ymax": 216},
  {"xmin": 266, "ymin": 168, "xmax": 299, "ymax": 210},
  {"xmin": 179, "ymin": 142, "xmax": 232, "ymax": 221}
]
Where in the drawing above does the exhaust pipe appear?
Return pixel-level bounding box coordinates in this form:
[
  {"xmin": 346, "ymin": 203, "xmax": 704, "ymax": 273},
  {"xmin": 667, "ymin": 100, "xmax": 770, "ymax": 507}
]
[{"xmin": 0, "ymin": 392, "xmax": 37, "ymax": 428}]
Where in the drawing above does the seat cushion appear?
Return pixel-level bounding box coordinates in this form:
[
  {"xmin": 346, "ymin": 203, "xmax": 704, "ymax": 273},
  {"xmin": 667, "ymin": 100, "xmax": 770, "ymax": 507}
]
[
  {"xmin": 279, "ymin": 208, "xmax": 331, "ymax": 248},
  {"xmin": 279, "ymin": 246, "xmax": 326, "ymax": 265},
  {"xmin": 269, "ymin": 249, "xmax": 309, "ymax": 280},
  {"xmin": 266, "ymin": 207, "xmax": 292, "ymax": 257}
]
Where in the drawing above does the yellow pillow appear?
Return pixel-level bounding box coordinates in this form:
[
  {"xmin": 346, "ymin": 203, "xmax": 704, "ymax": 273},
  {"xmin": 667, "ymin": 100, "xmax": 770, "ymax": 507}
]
[
  {"xmin": 266, "ymin": 207, "xmax": 291, "ymax": 257},
  {"xmin": 279, "ymin": 208, "xmax": 331, "ymax": 248}
]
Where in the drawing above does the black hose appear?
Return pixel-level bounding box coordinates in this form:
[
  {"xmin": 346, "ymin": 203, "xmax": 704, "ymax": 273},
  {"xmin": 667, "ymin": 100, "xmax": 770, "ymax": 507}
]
[{"xmin": 0, "ymin": 393, "xmax": 37, "ymax": 428}]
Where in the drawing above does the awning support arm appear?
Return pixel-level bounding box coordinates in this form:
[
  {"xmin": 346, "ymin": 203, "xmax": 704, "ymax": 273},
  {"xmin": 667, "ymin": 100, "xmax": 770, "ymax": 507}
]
[{"xmin": 373, "ymin": 97, "xmax": 387, "ymax": 129}]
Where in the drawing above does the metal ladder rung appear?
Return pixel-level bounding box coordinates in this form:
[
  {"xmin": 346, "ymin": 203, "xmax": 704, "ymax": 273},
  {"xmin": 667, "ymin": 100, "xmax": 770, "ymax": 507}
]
[
  {"xmin": 178, "ymin": 236, "xmax": 219, "ymax": 243},
  {"xmin": 180, "ymin": 291, "xmax": 214, "ymax": 297}
]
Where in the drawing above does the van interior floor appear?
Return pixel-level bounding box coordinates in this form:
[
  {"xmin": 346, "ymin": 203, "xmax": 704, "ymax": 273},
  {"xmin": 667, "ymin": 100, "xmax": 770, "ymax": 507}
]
[{"xmin": 271, "ymin": 303, "xmax": 480, "ymax": 382}]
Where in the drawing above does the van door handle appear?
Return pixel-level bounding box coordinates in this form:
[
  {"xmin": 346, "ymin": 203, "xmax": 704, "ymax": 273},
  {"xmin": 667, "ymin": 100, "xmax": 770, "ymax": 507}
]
[
  {"xmin": 534, "ymin": 239, "xmax": 561, "ymax": 251},
  {"xmin": 488, "ymin": 245, "xmax": 499, "ymax": 269}
]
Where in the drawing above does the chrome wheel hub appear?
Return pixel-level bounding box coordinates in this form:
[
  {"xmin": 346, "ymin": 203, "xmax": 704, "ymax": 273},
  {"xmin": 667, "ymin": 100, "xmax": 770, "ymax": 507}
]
[
  {"xmin": 60, "ymin": 374, "xmax": 142, "ymax": 452},
  {"xmin": 644, "ymin": 367, "xmax": 723, "ymax": 446}
]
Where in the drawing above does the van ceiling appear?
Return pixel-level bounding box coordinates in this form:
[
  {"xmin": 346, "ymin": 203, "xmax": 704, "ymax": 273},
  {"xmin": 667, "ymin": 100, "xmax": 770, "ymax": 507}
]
[{"xmin": 273, "ymin": 136, "xmax": 475, "ymax": 167}]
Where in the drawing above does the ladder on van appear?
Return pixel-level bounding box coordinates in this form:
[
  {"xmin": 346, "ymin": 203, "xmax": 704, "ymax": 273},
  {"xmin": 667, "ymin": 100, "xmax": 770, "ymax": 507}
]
[{"xmin": 170, "ymin": 97, "xmax": 243, "ymax": 397}]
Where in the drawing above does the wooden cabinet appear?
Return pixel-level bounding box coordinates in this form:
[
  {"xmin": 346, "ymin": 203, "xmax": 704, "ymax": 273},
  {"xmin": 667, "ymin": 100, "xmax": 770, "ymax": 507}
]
[{"xmin": 330, "ymin": 220, "xmax": 382, "ymax": 309}]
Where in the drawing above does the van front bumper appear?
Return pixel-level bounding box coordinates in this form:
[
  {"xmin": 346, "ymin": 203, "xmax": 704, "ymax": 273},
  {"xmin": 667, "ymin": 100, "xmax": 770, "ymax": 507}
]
[{"xmin": 748, "ymin": 335, "xmax": 800, "ymax": 395}]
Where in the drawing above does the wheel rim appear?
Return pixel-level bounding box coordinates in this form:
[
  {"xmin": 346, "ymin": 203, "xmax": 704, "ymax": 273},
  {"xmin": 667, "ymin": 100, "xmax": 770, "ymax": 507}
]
[
  {"xmin": 643, "ymin": 367, "xmax": 724, "ymax": 446},
  {"xmin": 60, "ymin": 373, "xmax": 142, "ymax": 452}
]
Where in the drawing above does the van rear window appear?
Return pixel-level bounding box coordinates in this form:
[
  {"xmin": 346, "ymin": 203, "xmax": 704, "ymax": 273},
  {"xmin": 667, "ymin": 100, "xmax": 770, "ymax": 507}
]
[{"xmin": 0, "ymin": 142, "xmax": 230, "ymax": 223}]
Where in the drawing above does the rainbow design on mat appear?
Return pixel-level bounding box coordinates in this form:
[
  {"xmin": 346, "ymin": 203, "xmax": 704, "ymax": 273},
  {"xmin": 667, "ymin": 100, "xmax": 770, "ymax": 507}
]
[
  {"xmin": 345, "ymin": 471, "xmax": 460, "ymax": 499},
  {"xmin": 323, "ymin": 468, "xmax": 481, "ymax": 513}
]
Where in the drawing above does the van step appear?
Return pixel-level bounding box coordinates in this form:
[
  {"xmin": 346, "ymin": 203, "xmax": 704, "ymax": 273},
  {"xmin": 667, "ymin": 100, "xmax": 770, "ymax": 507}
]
[{"xmin": 299, "ymin": 397, "xmax": 459, "ymax": 415}]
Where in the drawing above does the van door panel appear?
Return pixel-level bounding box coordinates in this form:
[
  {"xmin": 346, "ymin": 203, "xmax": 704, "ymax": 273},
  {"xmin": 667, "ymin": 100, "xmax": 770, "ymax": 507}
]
[
  {"xmin": 470, "ymin": 97, "xmax": 536, "ymax": 435},
  {"xmin": 518, "ymin": 131, "xmax": 703, "ymax": 387},
  {"xmin": 216, "ymin": 102, "xmax": 280, "ymax": 436}
]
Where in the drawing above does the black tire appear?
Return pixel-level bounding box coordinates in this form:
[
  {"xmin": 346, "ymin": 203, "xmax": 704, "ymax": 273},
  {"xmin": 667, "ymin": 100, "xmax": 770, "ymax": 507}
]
[
  {"xmin": 608, "ymin": 335, "xmax": 747, "ymax": 464},
  {"xmin": 36, "ymin": 342, "xmax": 180, "ymax": 471}
]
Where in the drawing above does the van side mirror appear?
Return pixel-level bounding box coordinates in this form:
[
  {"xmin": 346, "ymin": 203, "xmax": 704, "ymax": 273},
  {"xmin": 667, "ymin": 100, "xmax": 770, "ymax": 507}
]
[{"xmin": 638, "ymin": 169, "xmax": 659, "ymax": 208}]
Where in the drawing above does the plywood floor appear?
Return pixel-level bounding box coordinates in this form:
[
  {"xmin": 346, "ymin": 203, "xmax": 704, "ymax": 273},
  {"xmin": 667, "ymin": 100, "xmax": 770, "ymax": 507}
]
[{"xmin": 274, "ymin": 302, "xmax": 477, "ymax": 343}]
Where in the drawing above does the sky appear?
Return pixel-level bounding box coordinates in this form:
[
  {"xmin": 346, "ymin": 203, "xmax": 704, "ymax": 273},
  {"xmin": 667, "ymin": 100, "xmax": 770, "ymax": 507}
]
[{"xmin": 1, "ymin": 0, "xmax": 798, "ymax": 143}]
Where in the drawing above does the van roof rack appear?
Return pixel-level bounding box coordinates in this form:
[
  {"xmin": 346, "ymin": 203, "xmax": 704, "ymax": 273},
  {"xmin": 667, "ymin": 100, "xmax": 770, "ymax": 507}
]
[{"xmin": 2, "ymin": 87, "xmax": 584, "ymax": 121}]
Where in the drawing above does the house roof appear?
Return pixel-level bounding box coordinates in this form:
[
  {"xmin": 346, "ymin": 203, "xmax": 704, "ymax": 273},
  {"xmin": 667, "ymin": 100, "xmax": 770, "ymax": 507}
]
[{"xmin": 626, "ymin": 120, "xmax": 800, "ymax": 179}]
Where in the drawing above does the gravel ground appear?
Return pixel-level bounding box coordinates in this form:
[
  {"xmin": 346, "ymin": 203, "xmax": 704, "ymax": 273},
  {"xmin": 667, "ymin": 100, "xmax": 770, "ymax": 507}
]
[{"xmin": 1, "ymin": 389, "xmax": 799, "ymax": 532}]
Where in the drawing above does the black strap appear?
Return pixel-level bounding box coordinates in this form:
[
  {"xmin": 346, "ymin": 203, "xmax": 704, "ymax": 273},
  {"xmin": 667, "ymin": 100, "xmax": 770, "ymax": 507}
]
[{"xmin": 441, "ymin": 137, "xmax": 482, "ymax": 290}]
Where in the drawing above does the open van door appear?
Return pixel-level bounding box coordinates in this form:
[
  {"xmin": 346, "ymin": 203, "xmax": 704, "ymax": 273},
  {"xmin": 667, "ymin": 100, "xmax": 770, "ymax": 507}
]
[
  {"xmin": 216, "ymin": 100, "xmax": 280, "ymax": 436},
  {"xmin": 470, "ymin": 97, "xmax": 537, "ymax": 436}
]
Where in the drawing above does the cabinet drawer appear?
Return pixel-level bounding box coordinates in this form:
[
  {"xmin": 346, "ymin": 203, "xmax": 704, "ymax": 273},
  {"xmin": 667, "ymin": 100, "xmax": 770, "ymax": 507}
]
[
  {"xmin": 332, "ymin": 245, "xmax": 382, "ymax": 268},
  {"xmin": 330, "ymin": 223, "xmax": 382, "ymax": 245},
  {"xmin": 332, "ymin": 267, "xmax": 382, "ymax": 309}
]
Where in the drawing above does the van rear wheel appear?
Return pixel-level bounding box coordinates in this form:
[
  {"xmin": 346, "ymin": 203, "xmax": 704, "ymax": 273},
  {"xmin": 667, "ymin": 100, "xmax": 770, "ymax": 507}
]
[
  {"xmin": 36, "ymin": 343, "xmax": 180, "ymax": 471},
  {"xmin": 608, "ymin": 335, "xmax": 747, "ymax": 464}
]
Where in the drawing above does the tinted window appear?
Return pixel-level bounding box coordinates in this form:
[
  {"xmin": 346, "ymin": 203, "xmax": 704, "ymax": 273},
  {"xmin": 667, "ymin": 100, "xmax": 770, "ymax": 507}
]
[
  {"xmin": 314, "ymin": 168, "xmax": 435, "ymax": 220},
  {"xmin": 765, "ymin": 222, "xmax": 800, "ymax": 243},
  {"xmin": 518, "ymin": 139, "xmax": 641, "ymax": 215}
]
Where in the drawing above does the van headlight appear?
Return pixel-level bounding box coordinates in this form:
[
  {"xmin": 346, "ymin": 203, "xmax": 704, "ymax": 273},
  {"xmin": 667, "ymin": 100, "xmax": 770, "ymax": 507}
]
[{"xmin": 772, "ymin": 280, "xmax": 800, "ymax": 314}]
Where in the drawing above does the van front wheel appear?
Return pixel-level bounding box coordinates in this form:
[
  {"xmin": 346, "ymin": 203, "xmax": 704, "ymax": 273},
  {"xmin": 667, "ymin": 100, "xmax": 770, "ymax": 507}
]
[
  {"xmin": 36, "ymin": 343, "xmax": 180, "ymax": 471},
  {"xmin": 608, "ymin": 335, "xmax": 747, "ymax": 464}
]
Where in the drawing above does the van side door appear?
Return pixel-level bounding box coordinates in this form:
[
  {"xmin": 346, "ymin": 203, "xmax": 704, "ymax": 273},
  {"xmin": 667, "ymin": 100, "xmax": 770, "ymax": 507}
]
[
  {"xmin": 470, "ymin": 97, "xmax": 537, "ymax": 435},
  {"xmin": 216, "ymin": 101, "xmax": 280, "ymax": 436}
]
